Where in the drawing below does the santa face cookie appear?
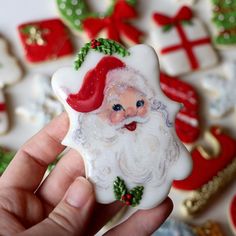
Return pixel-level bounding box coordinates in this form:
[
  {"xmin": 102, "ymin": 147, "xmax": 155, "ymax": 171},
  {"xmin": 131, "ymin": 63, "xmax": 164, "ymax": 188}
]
[
  {"xmin": 18, "ymin": 19, "xmax": 74, "ymax": 63},
  {"xmin": 0, "ymin": 37, "xmax": 22, "ymax": 88},
  {"xmin": 16, "ymin": 74, "xmax": 64, "ymax": 127},
  {"xmin": 202, "ymin": 61, "xmax": 236, "ymax": 118},
  {"xmin": 57, "ymin": 0, "xmax": 143, "ymax": 45},
  {"xmin": 229, "ymin": 195, "xmax": 236, "ymax": 235},
  {"xmin": 52, "ymin": 38, "xmax": 192, "ymax": 209},
  {"xmin": 151, "ymin": 6, "xmax": 218, "ymax": 76}
]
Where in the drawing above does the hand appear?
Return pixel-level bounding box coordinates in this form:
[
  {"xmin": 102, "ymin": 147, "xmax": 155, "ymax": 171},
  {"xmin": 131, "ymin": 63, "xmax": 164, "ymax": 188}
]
[{"xmin": 0, "ymin": 113, "xmax": 173, "ymax": 236}]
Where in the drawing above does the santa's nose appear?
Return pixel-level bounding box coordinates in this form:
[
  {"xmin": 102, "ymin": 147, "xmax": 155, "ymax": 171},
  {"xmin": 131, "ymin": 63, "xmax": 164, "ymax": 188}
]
[{"xmin": 125, "ymin": 107, "xmax": 136, "ymax": 117}]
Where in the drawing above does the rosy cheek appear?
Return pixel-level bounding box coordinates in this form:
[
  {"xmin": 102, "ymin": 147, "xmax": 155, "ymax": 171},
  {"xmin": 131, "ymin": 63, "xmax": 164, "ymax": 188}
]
[
  {"xmin": 110, "ymin": 111, "xmax": 125, "ymax": 124},
  {"xmin": 138, "ymin": 105, "xmax": 148, "ymax": 117}
]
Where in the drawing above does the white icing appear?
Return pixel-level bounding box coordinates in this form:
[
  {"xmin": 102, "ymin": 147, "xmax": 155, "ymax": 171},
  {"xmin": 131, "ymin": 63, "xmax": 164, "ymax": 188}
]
[
  {"xmin": 202, "ymin": 61, "xmax": 236, "ymax": 117},
  {"xmin": 176, "ymin": 0, "xmax": 197, "ymax": 5},
  {"xmin": 52, "ymin": 44, "xmax": 192, "ymax": 209},
  {"xmin": 0, "ymin": 38, "xmax": 22, "ymax": 88},
  {"xmin": 16, "ymin": 74, "xmax": 64, "ymax": 127},
  {"xmin": 0, "ymin": 89, "xmax": 8, "ymax": 134},
  {"xmin": 151, "ymin": 15, "xmax": 218, "ymax": 76}
]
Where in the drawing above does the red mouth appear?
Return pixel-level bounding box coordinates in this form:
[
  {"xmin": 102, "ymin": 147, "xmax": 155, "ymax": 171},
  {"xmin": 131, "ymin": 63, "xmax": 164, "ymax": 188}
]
[{"xmin": 124, "ymin": 121, "xmax": 137, "ymax": 131}]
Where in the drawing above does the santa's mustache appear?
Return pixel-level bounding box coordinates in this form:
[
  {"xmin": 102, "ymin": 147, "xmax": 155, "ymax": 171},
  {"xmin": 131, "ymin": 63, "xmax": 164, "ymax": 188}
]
[{"xmin": 111, "ymin": 115, "xmax": 150, "ymax": 130}]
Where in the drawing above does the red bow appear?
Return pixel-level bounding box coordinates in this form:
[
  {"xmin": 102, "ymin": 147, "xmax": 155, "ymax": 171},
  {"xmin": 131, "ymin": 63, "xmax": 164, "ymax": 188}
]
[
  {"xmin": 153, "ymin": 6, "xmax": 193, "ymax": 27},
  {"xmin": 82, "ymin": 1, "xmax": 143, "ymax": 44}
]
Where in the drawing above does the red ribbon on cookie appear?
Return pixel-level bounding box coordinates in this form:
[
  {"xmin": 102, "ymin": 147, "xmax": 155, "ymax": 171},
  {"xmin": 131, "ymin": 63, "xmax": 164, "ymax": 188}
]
[
  {"xmin": 83, "ymin": 1, "xmax": 143, "ymax": 44},
  {"xmin": 173, "ymin": 127, "xmax": 236, "ymax": 190},
  {"xmin": 153, "ymin": 6, "xmax": 211, "ymax": 70},
  {"xmin": 160, "ymin": 73, "xmax": 200, "ymax": 143}
]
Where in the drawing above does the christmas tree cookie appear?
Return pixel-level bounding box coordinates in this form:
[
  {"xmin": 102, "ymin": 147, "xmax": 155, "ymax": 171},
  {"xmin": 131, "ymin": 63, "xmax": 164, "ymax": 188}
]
[
  {"xmin": 52, "ymin": 38, "xmax": 192, "ymax": 209},
  {"xmin": 151, "ymin": 6, "xmax": 218, "ymax": 76},
  {"xmin": 211, "ymin": 0, "xmax": 236, "ymax": 47},
  {"xmin": 56, "ymin": 0, "xmax": 143, "ymax": 45},
  {"xmin": 18, "ymin": 18, "xmax": 74, "ymax": 63}
]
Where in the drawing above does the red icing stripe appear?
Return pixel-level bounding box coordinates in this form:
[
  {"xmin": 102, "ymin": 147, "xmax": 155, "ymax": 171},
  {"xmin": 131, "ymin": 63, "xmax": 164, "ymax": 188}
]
[
  {"xmin": 173, "ymin": 127, "xmax": 236, "ymax": 190},
  {"xmin": 67, "ymin": 56, "xmax": 125, "ymax": 113},
  {"xmin": 230, "ymin": 195, "xmax": 236, "ymax": 232},
  {"xmin": 0, "ymin": 103, "xmax": 6, "ymax": 112}
]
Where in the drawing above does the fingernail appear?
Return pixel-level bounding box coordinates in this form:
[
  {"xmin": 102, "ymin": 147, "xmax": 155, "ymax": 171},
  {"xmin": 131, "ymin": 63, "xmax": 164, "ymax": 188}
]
[{"xmin": 65, "ymin": 177, "xmax": 93, "ymax": 208}]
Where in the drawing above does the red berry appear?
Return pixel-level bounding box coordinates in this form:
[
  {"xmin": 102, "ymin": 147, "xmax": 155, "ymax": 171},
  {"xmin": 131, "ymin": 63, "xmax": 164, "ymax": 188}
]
[
  {"xmin": 95, "ymin": 41, "xmax": 101, "ymax": 46},
  {"xmin": 126, "ymin": 194, "xmax": 133, "ymax": 200},
  {"xmin": 125, "ymin": 201, "xmax": 131, "ymax": 206},
  {"xmin": 122, "ymin": 195, "xmax": 126, "ymax": 201}
]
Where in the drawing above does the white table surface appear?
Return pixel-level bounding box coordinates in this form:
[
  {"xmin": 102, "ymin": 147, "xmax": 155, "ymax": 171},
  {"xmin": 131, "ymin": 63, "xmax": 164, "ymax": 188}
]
[{"xmin": 0, "ymin": 0, "xmax": 236, "ymax": 235}]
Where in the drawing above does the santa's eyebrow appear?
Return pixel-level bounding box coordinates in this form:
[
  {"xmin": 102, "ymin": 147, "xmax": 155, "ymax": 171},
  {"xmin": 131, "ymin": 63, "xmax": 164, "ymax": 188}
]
[{"xmin": 106, "ymin": 95, "xmax": 120, "ymax": 103}]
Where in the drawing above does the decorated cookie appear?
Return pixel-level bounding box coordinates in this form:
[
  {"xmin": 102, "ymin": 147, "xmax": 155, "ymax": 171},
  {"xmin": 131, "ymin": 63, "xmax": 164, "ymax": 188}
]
[
  {"xmin": 192, "ymin": 221, "xmax": 224, "ymax": 236},
  {"xmin": 0, "ymin": 89, "xmax": 9, "ymax": 134},
  {"xmin": 16, "ymin": 74, "xmax": 63, "ymax": 127},
  {"xmin": 153, "ymin": 219, "xmax": 196, "ymax": 236},
  {"xmin": 202, "ymin": 61, "xmax": 236, "ymax": 118},
  {"xmin": 0, "ymin": 37, "xmax": 22, "ymax": 88},
  {"xmin": 211, "ymin": 0, "xmax": 236, "ymax": 47},
  {"xmin": 18, "ymin": 18, "xmax": 74, "ymax": 63},
  {"xmin": 0, "ymin": 148, "xmax": 15, "ymax": 175},
  {"xmin": 174, "ymin": 127, "xmax": 236, "ymax": 216},
  {"xmin": 229, "ymin": 195, "xmax": 236, "ymax": 235},
  {"xmin": 56, "ymin": 0, "xmax": 143, "ymax": 45},
  {"xmin": 160, "ymin": 73, "xmax": 200, "ymax": 143},
  {"xmin": 151, "ymin": 6, "xmax": 218, "ymax": 76},
  {"xmin": 52, "ymin": 38, "xmax": 192, "ymax": 209}
]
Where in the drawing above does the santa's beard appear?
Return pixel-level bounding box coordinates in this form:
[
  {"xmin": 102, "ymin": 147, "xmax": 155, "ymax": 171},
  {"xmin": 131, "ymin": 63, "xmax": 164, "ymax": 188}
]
[{"xmin": 72, "ymin": 111, "xmax": 180, "ymax": 191}]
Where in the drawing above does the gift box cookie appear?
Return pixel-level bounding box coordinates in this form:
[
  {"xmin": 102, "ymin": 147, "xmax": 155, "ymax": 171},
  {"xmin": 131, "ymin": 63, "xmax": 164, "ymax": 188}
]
[
  {"xmin": 18, "ymin": 18, "xmax": 74, "ymax": 63},
  {"xmin": 151, "ymin": 6, "xmax": 218, "ymax": 76}
]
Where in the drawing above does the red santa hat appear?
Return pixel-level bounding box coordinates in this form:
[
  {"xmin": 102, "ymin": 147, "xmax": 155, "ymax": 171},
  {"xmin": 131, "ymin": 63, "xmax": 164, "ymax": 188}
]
[{"xmin": 66, "ymin": 56, "xmax": 125, "ymax": 112}]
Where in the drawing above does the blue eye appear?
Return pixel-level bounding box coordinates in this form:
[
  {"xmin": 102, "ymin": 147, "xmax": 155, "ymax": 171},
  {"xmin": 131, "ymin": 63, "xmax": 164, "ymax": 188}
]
[
  {"xmin": 136, "ymin": 100, "xmax": 144, "ymax": 108},
  {"xmin": 112, "ymin": 104, "xmax": 124, "ymax": 111}
]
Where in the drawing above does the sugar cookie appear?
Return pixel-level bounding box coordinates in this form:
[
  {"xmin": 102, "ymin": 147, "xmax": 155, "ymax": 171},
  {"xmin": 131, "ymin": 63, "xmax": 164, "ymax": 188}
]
[
  {"xmin": 56, "ymin": 0, "xmax": 143, "ymax": 45},
  {"xmin": 202, "ymin": 61, "xmax": 236, "ymax": 118},
  {"xmin": 18, "ymin": 18, "xmax": 74, "ymax": 63},
  {"xmin": 151, "ymin": 6, "xmax": 218, "ymax": 76},
  {"xmin": 52, "ymin": 38, "xmax": 192, "ymax": 209},
  {"xmin": 174, "ymin": 127, "xmax": 236, "ymax": 216},
  {"xmin": 160, "ymin": 73, "xmax": 200, "ymax": 143},
  {"xmin": 16, "ymin": 74, "xmax": 63, "ymax": 127},
  {"xmin": 0, "ymin": 37, "xmax": 22, "ymax": 88}
]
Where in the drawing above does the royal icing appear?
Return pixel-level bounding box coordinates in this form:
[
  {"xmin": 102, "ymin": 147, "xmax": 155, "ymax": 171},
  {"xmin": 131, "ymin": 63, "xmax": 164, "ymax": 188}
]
[
  {"xmin": 174, "ymin": 127, "xmax": 236, "ymax": 190},
  {"xmin": 52, "ymin": 38, "xmax": 192, "ymax": 209},
  {"xmin": 153, "ymin": 219, "xmax": 196, "ymax": 236},
  {"xmin": 229, "ymin": 195, "xmax": 236, "ymax": 234},
  {"xmin": 160, "ymin": 73, "xmax": 200, "ymax": 143},
  {"xmin": 0, "ymin": 37, "xmax": 22, "ymax": 88},
  {"xmin": 212, "ymin": 0, "xmax": 236, "ymax": 46},
  {"xmin": 0, "ymin": 89, "xmax": 8, "ymax": 134},
  {"xmin": 16, "ymin": 74, "xmax": 64, "ymax": 127},
  {"xmin": 57, "ymin": 0, "xmax": 143, "ymax": 45},
  {"xmin": 202, "ymin": 61, "xmax": 236, "ymax": 117},
  {"xmin": 18, "ymin": 18, "xmax": 74, "ymax": 63},
  {"xmin": 151, "ymin": 6, "xmax": 218, "ymax": 76},
  {"xmin": 177, "ymin": 0, "xmax": 197, "ymax": 5}
]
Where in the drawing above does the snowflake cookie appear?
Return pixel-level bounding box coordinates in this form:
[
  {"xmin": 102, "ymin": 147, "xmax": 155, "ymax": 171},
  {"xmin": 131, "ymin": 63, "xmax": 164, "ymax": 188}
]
[
  {"xmin": 16, "ymin": 74, "xmax": 64, "ymax": 127},
  {"xmin": 18, "ymin": 18, "xmax": 74, "ymax": 63},
  {"xmin": 0, "ymin": 37, "xmax": 22, "ymax": 88},
  {"xmin": 202, "ymin": 61, "xmax": 236, "ymax": 118},
  {"xmin": 151, "ymin": 6, "xmax": 218, "ymax": 76},
  {"xmin": 52, "ymin": 38, "xmax": 192, "ymax": 209}
]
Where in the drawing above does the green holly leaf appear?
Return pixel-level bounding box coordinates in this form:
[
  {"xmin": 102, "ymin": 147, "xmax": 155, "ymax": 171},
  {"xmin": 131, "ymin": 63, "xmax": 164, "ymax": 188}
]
[
  {"xmin": 162, "ymin": 25, "xmax": 173, "ymax": 32},
  {"xmin": 0, "ymin": 149, "xmax": 15, "ymax": 174},
  {"xmin": 113, "ymin": 177, "xmax": 128, "ymax": 200},
  {"xmin": 130, "ymin": 186, "xmax": 144, "ymax": 207},
  {"xmin": 126, "ymin": 0, "xmax": 137, "ymax": 6}
]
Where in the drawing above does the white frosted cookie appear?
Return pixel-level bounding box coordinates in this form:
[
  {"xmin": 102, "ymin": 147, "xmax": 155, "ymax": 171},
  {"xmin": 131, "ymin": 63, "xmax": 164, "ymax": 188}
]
[
  {"xmin": 0, "ymin": 89, "xmax": 8, "ymax": 134},
  {"xmin": 52, "ymin": 38, "xmax": 192, "ymax": 209},
  {"xmin": 202, "ymin": 61, "xmax": 236, "ymax": 118},
  {"xmin": 0, "ymin": 37, "xmax": 22, "ymax": 88},
  {"xmin": 16, "ymin": 74, "xmax": 63, "ymax": 127},
  {"xmin": 151, "ymin": 6, "xmax": 218, "ymax": 76}
]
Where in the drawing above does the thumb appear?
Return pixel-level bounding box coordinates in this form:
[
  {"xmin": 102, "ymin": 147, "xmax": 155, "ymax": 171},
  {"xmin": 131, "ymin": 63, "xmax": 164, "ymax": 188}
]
[{"xmin": 22, "ymin": 177, "xmax": 95, "ymax": 236}]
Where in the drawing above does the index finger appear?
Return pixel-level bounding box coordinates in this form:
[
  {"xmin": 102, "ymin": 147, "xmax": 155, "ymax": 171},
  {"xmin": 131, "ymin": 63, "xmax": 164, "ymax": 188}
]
[{"xmin": 0, "ymin": 113, "xmax": 69, "ymax": 192}]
